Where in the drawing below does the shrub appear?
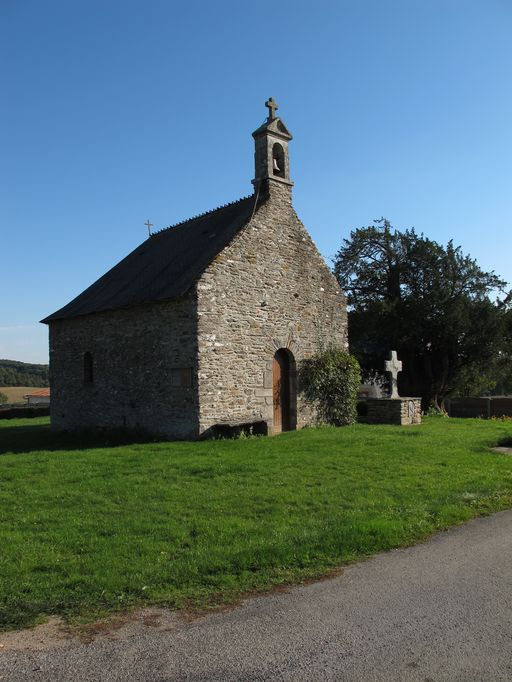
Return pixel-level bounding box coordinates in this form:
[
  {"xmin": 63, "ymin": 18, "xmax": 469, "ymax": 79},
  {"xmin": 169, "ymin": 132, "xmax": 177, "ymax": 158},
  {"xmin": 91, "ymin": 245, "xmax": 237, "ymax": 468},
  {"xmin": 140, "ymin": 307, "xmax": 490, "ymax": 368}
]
[
  {"xmin": 425, "ymin": 404, "xmax": 448, "ymax": 417},
  {"xmin": 0, "ymin": 392, "xmax": 8, "ymax": 405},
  {"xmin": 299, "ymin": 348, "xmax": 361, "ymax": 426}
]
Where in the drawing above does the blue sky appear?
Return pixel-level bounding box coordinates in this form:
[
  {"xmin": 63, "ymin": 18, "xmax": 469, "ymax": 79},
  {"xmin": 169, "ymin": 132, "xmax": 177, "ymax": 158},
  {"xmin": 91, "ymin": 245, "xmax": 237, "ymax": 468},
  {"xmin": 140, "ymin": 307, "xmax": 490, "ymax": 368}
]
[{"xmin": 2, "ymin": 0, "xmax": 511, "ymax": 363}]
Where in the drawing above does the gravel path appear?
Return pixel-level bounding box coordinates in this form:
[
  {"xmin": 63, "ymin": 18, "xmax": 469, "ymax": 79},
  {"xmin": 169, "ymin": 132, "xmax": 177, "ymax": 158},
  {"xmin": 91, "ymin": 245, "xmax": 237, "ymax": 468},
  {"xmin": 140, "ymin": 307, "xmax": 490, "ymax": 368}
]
[{"xmin": 2, "ymin": 510, "xmax": 512, "ymax": 681}]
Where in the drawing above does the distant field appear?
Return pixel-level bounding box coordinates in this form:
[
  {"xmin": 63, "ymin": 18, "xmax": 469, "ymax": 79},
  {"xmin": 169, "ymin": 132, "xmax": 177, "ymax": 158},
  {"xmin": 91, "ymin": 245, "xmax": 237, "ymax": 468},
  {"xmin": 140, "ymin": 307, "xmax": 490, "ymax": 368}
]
[{"xmin": 0, "ymin": 387, "xmax": 39, "ymax": 404}]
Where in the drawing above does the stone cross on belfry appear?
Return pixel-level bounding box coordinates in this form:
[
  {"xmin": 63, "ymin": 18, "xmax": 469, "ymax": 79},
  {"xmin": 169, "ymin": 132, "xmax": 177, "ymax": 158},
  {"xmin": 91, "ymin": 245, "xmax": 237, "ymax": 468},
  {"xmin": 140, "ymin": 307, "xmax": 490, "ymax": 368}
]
[
  {"xmin": 265, "ymin": 97, "xmax": 278, "ymax": 121},
  {"xmin": 385, "ymin": 350, "xmax": 402, "ymax": 398}
]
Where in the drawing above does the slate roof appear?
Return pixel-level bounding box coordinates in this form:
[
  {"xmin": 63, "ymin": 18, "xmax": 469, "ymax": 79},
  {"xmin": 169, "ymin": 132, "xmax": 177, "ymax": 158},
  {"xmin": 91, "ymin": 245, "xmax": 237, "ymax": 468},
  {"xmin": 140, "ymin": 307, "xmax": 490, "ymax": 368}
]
[
  {"xmin": 24, "ymin": 389, "xmax": 50, "ymax": 398},
  {"xmin": 42, "ymin": 194, "xmax": 258, "ymax": 323}
]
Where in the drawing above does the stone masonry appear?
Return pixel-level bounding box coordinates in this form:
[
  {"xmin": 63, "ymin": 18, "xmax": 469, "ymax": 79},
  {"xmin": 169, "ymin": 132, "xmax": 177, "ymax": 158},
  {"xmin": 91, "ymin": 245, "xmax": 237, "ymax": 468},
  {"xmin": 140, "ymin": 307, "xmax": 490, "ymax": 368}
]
[
  {"xmin": 48, "ymin": 294, "xmax": 199, "ymax": 438},
  {"xmin": 197, "ymin": 181, "xmax": 347, "ymax": 435},
  {"xmin": 363, "ymin": 398, "xmax": 422, "ymax": 426}
]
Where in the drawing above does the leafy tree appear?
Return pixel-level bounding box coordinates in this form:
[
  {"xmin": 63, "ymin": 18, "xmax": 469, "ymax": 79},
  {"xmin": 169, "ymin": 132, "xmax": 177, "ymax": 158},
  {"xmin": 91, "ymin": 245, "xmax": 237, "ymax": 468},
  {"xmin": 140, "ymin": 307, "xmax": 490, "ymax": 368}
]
[
  {"xmin": 333, "ymin": 219, "xmax": 509, "ymax": 408},
  {"xmin": 0, "ymin": 360, "xmax": 49, "ymax": 387},
  {"xmin": 299, "ymin": 348, "xmax": 361, "ymax": 426},
  {"xmin": 491, "ymin": 307, "xmax": 512, "ymax": 395}
]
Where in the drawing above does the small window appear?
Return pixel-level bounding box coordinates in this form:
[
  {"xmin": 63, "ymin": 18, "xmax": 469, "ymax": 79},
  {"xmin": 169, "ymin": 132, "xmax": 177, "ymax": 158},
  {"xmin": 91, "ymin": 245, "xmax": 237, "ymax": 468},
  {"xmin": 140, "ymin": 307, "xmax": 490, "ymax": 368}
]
[
  {"xmin": 83, "ymin": 352, "xmax": 94, "ymax": 384},
  {"xmin": 171, "ymin": 368, "xmax": 192, "ymax": 388}
]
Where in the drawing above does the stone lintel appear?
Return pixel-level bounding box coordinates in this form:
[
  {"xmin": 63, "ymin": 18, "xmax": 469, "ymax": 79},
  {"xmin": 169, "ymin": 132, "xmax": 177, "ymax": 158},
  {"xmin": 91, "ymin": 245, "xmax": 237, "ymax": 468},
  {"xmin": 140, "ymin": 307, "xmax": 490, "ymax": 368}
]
[{"xmin": 252, "ymin": 177, "xmax": 294, "ymax": 189}]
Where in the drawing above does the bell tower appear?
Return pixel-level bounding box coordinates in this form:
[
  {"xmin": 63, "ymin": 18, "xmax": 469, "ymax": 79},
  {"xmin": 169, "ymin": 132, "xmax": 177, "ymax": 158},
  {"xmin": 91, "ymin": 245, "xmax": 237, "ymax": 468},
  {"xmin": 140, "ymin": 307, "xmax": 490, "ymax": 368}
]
[{"xmin": 252, "ymin": 98, "xmax": 293, "ymax": 191}]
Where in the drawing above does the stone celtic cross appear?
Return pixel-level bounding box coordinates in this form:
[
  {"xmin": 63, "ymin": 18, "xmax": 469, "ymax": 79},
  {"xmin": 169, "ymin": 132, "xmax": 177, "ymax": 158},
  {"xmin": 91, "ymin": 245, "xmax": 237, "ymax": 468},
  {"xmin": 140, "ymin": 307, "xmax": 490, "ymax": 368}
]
[
  {"xmin": 265, "ymin": 97, "xmax": 278, "ymax": 121},
  {"xmin": 385, "ymin": 350, "xmax": 402, "ymax": 398}
]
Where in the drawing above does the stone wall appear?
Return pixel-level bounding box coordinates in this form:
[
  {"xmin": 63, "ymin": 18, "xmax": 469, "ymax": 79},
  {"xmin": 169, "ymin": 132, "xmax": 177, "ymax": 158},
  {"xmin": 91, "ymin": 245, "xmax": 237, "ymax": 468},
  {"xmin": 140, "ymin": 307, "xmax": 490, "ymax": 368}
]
[
  {"xmin": 48, "ymin": 294, "xmax": 199, "ymax": 438},
  {"xmin": 196, "ymin": 182, "xmax": 348, "ymax": 435},
  {"xmin": 362, "ymin": 398, "xmax": 422, "ymax": 425}
]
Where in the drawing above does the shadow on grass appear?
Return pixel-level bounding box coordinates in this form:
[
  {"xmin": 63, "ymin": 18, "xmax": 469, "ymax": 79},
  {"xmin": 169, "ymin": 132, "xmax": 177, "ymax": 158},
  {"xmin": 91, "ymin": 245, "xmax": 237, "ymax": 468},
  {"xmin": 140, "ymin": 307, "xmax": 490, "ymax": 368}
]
[{"xmin": 0, "ymin": 423, "xmax": 164, "ymax": 455}]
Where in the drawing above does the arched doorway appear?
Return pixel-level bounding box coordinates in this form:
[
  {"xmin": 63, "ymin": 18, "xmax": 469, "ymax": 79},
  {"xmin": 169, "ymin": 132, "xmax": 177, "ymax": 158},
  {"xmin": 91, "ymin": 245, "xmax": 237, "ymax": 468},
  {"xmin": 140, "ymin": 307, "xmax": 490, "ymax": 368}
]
[{"xmin": 273, "ymin": 348, "xmax": 296, "ymax": 433}]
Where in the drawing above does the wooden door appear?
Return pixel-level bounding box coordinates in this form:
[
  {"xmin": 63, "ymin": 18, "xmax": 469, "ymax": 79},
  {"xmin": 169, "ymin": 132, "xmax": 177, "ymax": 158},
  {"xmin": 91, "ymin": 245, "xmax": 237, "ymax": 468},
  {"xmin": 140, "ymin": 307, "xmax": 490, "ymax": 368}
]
[{"xmin": 273, "ymin": 349, "xmax": 291, "ymax": 433}]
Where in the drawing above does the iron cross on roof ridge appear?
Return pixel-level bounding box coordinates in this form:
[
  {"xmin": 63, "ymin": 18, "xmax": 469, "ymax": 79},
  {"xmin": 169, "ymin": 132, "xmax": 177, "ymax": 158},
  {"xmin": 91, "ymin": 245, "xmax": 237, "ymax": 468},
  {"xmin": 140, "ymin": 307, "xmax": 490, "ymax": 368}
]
[
  {"xmin": 265, "ymin": 97, "xmax": 278, "ymax": 121},
  {"xmin": 144, "ymin": 219, "xmax": 153, "ymax": 236},
  {"xmin": 385, "ymin": 350, "xmax": 402, "ymax": 399}
]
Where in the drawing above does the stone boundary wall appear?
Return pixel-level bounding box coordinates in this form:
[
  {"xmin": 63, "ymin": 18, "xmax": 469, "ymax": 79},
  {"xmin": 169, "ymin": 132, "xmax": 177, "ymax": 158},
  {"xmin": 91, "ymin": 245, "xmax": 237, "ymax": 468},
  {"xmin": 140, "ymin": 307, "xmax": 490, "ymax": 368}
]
[
  {"xmin": 360, "ymin": 398, "xmax": 422, "ymax": 425},
  {"xmin": 0, "ymin": 406, "xmax": 50, "ymax": 420},
  {"xmin": 446, "ymin": 397, "xmax": 512, "ymax": 419}
]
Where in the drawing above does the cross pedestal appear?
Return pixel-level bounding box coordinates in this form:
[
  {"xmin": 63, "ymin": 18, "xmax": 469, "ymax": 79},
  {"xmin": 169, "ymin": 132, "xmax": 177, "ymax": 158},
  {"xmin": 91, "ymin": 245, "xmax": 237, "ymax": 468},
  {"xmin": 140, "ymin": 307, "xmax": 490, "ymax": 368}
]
[{"xmin": 361, "ymin": 351, "xmax": 421, "ymax": 425}]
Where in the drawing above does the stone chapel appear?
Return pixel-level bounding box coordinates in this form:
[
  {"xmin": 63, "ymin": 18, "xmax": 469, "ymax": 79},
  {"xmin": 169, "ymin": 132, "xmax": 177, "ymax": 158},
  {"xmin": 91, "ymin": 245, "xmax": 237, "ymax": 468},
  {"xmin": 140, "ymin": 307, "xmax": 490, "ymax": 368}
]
[{"xmin": 42, "ymin": 100, "xmax": 348, "ymax": 438}]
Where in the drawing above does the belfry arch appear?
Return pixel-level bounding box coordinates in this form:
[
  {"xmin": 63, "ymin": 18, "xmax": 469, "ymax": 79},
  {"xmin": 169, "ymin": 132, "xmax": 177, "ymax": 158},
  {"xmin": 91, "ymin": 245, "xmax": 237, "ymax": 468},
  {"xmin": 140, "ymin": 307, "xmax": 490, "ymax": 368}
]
[{"xmin": 272, "ymin": 143, "xmax": 286, "ymax": 178}]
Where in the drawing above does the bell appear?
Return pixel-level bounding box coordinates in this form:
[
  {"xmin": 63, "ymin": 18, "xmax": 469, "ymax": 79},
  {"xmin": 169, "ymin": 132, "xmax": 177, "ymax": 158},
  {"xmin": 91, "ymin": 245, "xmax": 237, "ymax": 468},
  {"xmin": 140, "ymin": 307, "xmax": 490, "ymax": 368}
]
[{"xmin": 273, "ymin": 157, "xmax": 281, "ymax": 172}]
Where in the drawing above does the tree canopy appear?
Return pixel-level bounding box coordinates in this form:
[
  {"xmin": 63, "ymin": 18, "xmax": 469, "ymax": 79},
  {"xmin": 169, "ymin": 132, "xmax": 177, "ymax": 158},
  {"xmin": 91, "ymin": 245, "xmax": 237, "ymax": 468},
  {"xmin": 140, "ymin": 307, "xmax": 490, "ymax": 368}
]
[
  {"xmin": 333, "ymin": 219, "xmax": 510, "ymax": 407},
  {"xmin": 0, "ymin": 360, "xmax": 49, "ymax": 387}
]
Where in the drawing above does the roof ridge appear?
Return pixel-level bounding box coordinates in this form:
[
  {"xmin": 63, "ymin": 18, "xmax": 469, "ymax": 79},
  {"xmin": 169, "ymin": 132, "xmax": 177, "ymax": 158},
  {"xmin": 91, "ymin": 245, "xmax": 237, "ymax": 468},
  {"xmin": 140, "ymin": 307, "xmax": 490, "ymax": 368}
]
[
  {"xmin": 41, "ymin": 191, "xmax": 265, "ymax": 323},
  {"xmin": 151, "ymin": 194, "xmax": 254, "ymax": 237}
]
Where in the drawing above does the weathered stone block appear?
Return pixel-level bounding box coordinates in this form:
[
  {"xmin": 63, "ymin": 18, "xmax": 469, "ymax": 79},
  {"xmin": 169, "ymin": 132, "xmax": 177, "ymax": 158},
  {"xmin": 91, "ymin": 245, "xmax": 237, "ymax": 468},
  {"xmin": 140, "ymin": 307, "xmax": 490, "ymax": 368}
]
[{"xmin": 362, "ymin": 398, "xmax": 422, "ymax": 426}]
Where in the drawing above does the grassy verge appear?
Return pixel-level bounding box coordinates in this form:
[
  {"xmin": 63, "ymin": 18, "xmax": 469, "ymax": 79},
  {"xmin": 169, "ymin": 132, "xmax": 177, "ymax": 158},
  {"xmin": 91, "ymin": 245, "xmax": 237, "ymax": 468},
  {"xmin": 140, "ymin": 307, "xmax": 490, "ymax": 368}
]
[{"xmin": 1, "ymin": 416, "xmax": 512, "ymax": 631}]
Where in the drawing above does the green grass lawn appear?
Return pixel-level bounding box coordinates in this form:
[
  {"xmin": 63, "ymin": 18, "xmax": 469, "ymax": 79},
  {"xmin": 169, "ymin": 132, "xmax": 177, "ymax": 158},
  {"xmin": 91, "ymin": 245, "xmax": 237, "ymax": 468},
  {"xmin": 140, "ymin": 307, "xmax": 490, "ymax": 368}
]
[{"xmin": 1, "ymin": 416, "xmax": 512, "ymax": 631}]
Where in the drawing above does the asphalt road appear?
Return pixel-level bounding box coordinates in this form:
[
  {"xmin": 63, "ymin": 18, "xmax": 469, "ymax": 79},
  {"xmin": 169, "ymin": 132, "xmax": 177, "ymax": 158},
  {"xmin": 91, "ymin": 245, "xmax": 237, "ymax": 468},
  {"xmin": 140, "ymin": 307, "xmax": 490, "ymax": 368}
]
[{"xmin": 2, "ymin": 510, "xmax": 512, "ymax": 681}]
